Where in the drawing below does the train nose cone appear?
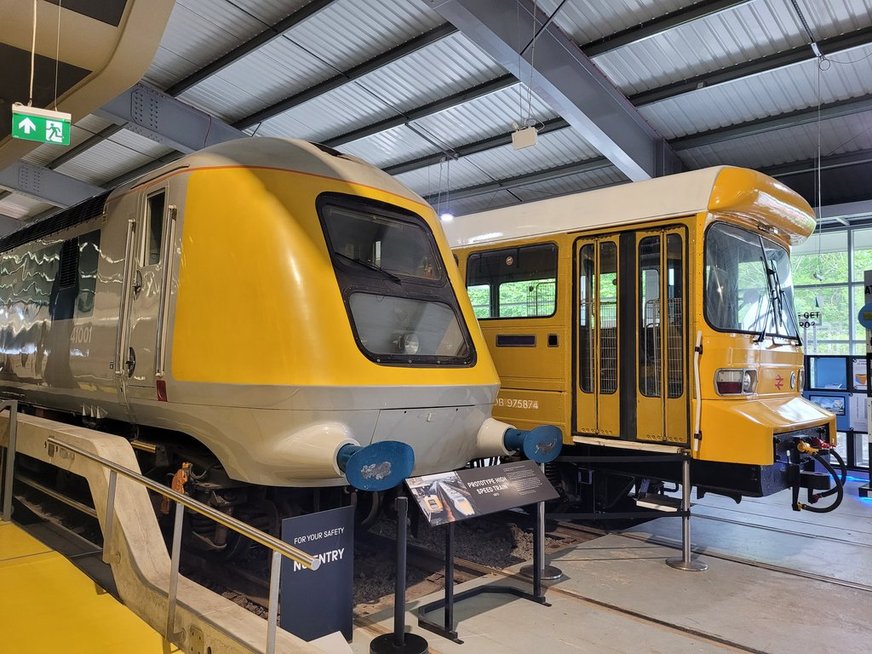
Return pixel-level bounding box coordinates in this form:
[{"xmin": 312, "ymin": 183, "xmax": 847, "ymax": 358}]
[{"xmin": 337, "ymin": 441, "xmax": 415, "ymax": 491}]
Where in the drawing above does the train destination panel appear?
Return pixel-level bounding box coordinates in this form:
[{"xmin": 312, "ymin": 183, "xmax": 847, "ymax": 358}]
[{"xmin": 407, "ymin": 461, "xmax": 558, "ymax": 526}]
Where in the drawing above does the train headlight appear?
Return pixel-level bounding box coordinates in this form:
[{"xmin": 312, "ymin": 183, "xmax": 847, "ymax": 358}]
[
  {"xmin": 799, "ymin": 368, "xmax": 805, "ymax": 390},
  {"xmin": 398, "ymin": 333, "xmax": 419, "ymax": 355},
  {"xmin": 790, "ymin": 371, "xmax": 797, "ymax": 390},
  {"xmin": 716, "ymin": 369, "xmax": 757, "ymax": 395}
]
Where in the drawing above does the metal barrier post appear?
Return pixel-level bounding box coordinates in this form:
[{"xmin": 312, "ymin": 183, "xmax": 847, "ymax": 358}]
[
  {"xmin": 666, "ymin": 455, "xmax": 707, "ymax": 572},
  {"xmin": 266, "ymin": 549, "xmax": 281, "ymax": 654},
  {"xmin": 520, "ymin": 470, "xmax": 562, "ymax": 585},
  {"xmin": 370, "ymin": 496, "xmax": 428, "ymax": 654},
  {"xmin": 166, "ymin": 502, "xmax": 185, "ymax": 644},
  {"xmin": 1, "ymin": 401, "xmax": 18, "ymax": 521},
  {"xmin": 103, "ymin": 470, "xmax": 118, "ymax": 563}
]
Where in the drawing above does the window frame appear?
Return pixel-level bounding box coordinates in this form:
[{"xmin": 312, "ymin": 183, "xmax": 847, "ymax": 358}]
[{"xmin": 465, "ymin": 242, "xmax": 559, "ymax": 320}]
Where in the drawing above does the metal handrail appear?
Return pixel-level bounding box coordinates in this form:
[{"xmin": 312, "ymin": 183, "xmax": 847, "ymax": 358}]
[
  {"xmin": 3, "ymin": 433, "xmax": 321, "ymax": 653},
  {"xmin": 46, "ymin": 437, "xmax": 317, "ymax": 569}
]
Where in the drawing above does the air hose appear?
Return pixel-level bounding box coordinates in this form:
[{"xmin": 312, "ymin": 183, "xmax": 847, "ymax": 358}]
[{"xmin": 798, "ymin": 448, "xmax": 846, "ymax": 514}]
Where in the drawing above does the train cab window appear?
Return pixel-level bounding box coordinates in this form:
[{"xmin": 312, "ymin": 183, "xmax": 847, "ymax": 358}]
[
  {"xmin": 705, "ymin": 223, "xmax": 798, "ymax": 339},
  {"xmin": 319, "ymin": 194, "xmax": 475, "ymax": 366},
  {"xmin": 466, "ymin": 243, "xmax": 557, "ymax": 319},
  {"xmin": 146, "ymin": 192, "xmax": 165, "ymax": 266}
]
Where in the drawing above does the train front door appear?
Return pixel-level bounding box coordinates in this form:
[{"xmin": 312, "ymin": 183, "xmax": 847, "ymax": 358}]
[
  {"xmin": 574, "ymin": 228, "xmax": 688, "ymax": 444},
  {"xmin": 635, "ymin": 228, "xmax": 689, "ymax": 444},
  {"xmin": 119, "ymin": 186, "xmax": 176, "ymax": 397}
]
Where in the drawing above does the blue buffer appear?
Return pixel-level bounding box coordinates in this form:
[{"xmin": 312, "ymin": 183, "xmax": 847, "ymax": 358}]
[
  {"xmin": 337, "ymin": 441, "xmax": 415, "ymax": 491},
  {"xmin": 503, "ymin": 425, "xmax": 563, "ymax": 464}
]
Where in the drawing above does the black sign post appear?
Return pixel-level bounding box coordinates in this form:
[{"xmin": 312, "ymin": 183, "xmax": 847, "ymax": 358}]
[
  {"xmin": 407, "ymin": 461, "xmax": 559, "ymax": 643},
  {"xmin": 280, "ymin": 505, "xmax": 355, "ymax": 641}
]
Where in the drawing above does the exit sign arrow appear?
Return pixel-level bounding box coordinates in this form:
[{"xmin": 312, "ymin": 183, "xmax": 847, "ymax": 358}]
[
  {"xmin": 11, "ymin": 103, "xmax": 72, "ymax": 146},
  {"xmin": 18, "ymin": 117, "xmax": 36, "ymax": 135}
]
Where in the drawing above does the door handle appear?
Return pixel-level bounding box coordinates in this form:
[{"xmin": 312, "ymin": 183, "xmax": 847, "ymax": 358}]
[
  {"xmin": 132, "ymin": 269, "xmax": 143, "ymax": 296},
  {"xmin": 125, "ymin": 347, "xmax": 136, "ymax": 377}
]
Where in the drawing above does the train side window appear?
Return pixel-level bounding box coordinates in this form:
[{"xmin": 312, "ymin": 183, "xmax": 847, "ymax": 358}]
[
  {"xmin": 578, "ymin": 244, "xmax": 594, "ymax": 393},
  {"xmin": 666, "ymin": 234, "xmax": 683, "ymax": 398},
  {"xmin": 599, "ymin": 241, "xmax": 618, "ymax": 394},
  {"xmin": 467, "ymin": 283, "xmax": 492, "ymax": 318},
  {"xmin": 466, "ymin": 243, "xmax": 557, "ymax": 319},
  {"xmin": 145, "ymin": 191, "xmax": 165, "ymax": 266},
  {"xmin": 76, "ymin": 230, "xmax": 101, "ymax": 315},
  {"xmin": 639, "ymin": 236, "xmax": 661, "ymax": 398}
]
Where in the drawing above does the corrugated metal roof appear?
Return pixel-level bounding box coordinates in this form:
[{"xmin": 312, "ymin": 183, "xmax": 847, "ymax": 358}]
[
  {"xmin": 678, "ymin": 111, "xmax": 872, "ymax": 170},
  {"xmin": 22, "ymin": 114, "xmax": 116, "ymax": 166},
  {"xmin": 178, "ymin": 36, "xmax": 336, "ymax": 121},
  {"xmin": 543, "ymin": 0, "xmax": 693, "ymax": 45},
  {"xmin": 337, "ymin": 83, "xmax": 558, "ymax": 167},
  {"xmin": 593, "ymin": 0, "xmax": 809, "ymax": 95},
  {"xmin": 53, "ymin": 135, "xmax": 168, "ymax": 186},
  {"xmin": 252, "ymin": 32, "xmax": 504, "ymax": 142},
  {"xmin": 394, "ymin": 157, "xmax": 494, "ymax": 197},
  {"xmin": 349, "ymin": 33, "xmax": 504, "ymax": 114},
  {"xmin": 460, "ymin": 127, "xmax": 599, "ymax": 180},
  {"xmin": 437, "ymin": 190, "xmax": 519, "ymax": 218},
  {"xmin": 339, "ymin": 125, "xmax": 436, "ymax": 167},
  {"xmin": 440, "ymin": 164, "xmax": 628, "ymax": 218},
  {"xmin": 412, "ymin": 82, "xmax": 556, "ymax": 147},
  {"xmin": 239, "ymin": 0, "xmax": 311, "ymax": 25},
  {"xmin": 642, "ymin": 43, "xmax": 872, "ymax": 139},
  {"xmin": 511, "ymin": 165, "xmax": 628, "ymax": 201},
  {"xmin": 142, "ymin": 0, "xmax": 266, "ymax": 88},
  {"xmin": 288, "ymin": 0, "xmax": 443, "ymax": 70},
  {"xmin": 0, "ymin": 194, "xmax": 54, "ymax": 221},
  {"xmin": 255, "ymin": 82, "xmax": 395, "ymax": 141}
]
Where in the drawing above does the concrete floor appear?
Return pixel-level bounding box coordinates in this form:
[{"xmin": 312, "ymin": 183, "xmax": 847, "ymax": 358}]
[{"xmin": 352, "ymin": 481, "xmax": 872, "ymax": 653}]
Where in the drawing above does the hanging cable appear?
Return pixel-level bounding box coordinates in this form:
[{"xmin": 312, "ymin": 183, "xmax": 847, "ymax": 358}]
[
  {"xmin": 53, "ymin": 1, "xmax": 63, "ymax": 109},
  {"xmin": 28, "ymin": 0, "xmax": 38, "ymax": 106}
]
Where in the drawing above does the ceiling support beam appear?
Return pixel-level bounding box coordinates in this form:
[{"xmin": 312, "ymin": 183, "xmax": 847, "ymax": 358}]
[
  {"xmin": 425, "ymin": 0, "xmax": 673, "ymax": 181},
  {"xmin": 0, "ymin": 214, "xmax": 20, "ymax": 236},
  {"xmin": 323, "ymin": 74, "xmax": 516, "ymax": 147},
  {"xmin": 671, "ymin": 94, "xmax": 872, "ymax": 151},
  {"xmin": 0, "ymin": 162, "xmax": 104, "ymax": 207},
  {"xmin": 166, "ymin": 0, "xmax": 338, "ymax": 96},
  {"xmin": 385, "ymin": 117, "xmax": 569, "ymax": 176},
  {"xmin": 422, "ymin": 157, "xmax": 611, "ymax": 203},
  {"xmin": 582, "ymin": 0, "xmax": 752, "ymax": 57},
  {"xmin": 763, "ymin": 148, "xmax": 872, "ymax": 178},
  {"xmin": 97, "ymin": 83, "xmax": 246, "ymax": 153},
  {"xmin": 631, "ymin": 26, "xmax": 872, "ymax": 106},
  {"xmin": 234, "ymin": 23, "xmax": 458, "ymax": 129}
]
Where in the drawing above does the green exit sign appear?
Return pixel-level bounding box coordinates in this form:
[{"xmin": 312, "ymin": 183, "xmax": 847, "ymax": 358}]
[{"xmin": 11, "ymin": 104, "xmax": 71, "ymax": 145}]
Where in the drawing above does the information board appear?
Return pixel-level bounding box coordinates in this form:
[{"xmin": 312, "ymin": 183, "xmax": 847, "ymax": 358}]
[
  {"xmin": 406, "ymin": 460, "xmax": 558, "ymax": 526},
  {"xmin": 280, "ymin": 505, "xmax": 354, "ymax": 641}
]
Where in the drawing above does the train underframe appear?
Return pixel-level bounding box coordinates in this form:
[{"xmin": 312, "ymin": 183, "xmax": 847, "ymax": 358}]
[{"xmin": 546, "ymin": 426, "xmax": 847, "ymax": 518}]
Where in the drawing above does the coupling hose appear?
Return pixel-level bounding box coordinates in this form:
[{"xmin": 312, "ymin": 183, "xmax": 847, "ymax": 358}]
[{"xmin": 798, "ymin": 449, "xmax": 846, "ymax": 513}]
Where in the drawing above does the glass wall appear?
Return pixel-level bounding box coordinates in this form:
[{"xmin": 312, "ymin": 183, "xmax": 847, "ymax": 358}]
[{"xmin": 792, "ymin": 229, "xmax": 868, "ymax": 354}]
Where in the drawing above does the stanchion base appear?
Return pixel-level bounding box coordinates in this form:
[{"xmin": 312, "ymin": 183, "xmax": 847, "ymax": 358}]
[
  {"xmin": 666, "ymin": 557, "xmax": 708, "ymax": 572},
  {"xmin": 519, "ymin": 564, "xmax": 563, "ymax": 581},
  {"xmin": 370, "ymin": 633, "xmax": 429, "ymax": 654}
]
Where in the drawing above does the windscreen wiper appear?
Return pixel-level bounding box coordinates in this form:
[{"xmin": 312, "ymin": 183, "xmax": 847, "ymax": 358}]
[{"xmin": 334, "ymin": 251, "xmax": 402, "ymax": 284}]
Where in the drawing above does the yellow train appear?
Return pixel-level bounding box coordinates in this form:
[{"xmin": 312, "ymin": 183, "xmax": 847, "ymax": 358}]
[
  {"xmin": 0, "ymin": 137, "xmax": 559, "ymax": 547},
  {"xmin": 449, "ymin": 166, "xmax": 845, "ymax": 512}
]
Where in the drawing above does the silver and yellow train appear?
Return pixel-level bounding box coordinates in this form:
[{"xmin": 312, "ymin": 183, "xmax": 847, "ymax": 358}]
[
  {"xmin": 0, "ymin": 137, "xmax": 559, "ymax": 543},
  {"xmin": 448, "ymin": 166, "xmax": 845, "ymax": 512}
]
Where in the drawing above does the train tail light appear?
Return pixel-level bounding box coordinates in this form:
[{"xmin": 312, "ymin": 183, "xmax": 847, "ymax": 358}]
[{"xmin": 715, "ymin": 369, "xmax": 757, "ymax": 395}]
